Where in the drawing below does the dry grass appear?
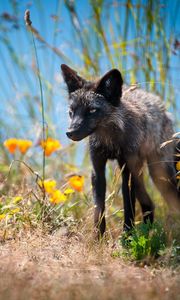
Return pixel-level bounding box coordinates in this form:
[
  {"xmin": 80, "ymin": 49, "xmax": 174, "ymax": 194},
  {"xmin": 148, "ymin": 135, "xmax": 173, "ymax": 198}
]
[{"xmin": 0, "ymin": 228, "xmax": 180, "ymax": 300}]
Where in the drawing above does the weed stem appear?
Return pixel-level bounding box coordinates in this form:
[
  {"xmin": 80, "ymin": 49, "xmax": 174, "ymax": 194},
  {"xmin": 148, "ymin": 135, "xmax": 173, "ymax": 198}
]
[{"xmin": 24, "ymin": 10, "xmax": 46, "ymax": 200}]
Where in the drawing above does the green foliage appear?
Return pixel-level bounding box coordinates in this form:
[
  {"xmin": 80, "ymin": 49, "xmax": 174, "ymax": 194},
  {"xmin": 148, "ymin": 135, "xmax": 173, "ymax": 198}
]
[
  {"xmin": 121, "ymin": 221, "xmax": 166, "ymax": 261},
  {"xmin": 170, "ymin": 240, "xmax": 180, "ymax": 265}
]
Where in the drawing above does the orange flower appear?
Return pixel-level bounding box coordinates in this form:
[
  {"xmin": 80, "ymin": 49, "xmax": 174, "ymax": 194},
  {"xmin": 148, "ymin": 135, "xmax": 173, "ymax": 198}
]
[
  {"xmin": 68, "ymin": 175, "xmax": 84, "ymax": 192},
  {"xmin": 40, "ymin": 137, "xmax": 61, "ymax": 156},
  {"xmin": 18, "ymin": 139, "xmax": 32, "ymax": 154},
  {"xmin": 4, "ymin": 138, "xmax": 18, "ymax": 154},
  {"xmin": 4, "ymin": 138, "xmax": 32, "ymax": 154}
]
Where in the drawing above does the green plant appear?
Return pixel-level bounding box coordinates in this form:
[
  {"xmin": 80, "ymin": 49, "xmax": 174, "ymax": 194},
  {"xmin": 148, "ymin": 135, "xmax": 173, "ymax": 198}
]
[{"xmin": 121, "ymin": 221, "xmax": 166, "ymax": 261}]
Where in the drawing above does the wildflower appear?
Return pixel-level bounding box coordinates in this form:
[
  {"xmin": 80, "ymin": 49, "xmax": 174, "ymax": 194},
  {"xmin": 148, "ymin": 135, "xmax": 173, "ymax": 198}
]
[
  {"xmin": 40, "ymin": 137, "xmax": 62, "ymax": 156},
  {"xmin": 13, "ymin": 196, "xmax": 23, "ymax": 204},
  {"xmin": 38, "ymin": 179, "xmax": 57, "ymax": 194},
  {"xmin": 0, "ymin": 214, "xmax": 6, "ymax": 220},
  {"xmin": 68, "ymin": 175, "xmax": 84, "ymax": 192},
  {"xmin": 18, "ymin": 139, "xmax": 32, "ymax": 154},
  {"xmin": 4, "ymin": 138, "xmax": 32, "ymax": 154},
  {"xmin": 4, "ymin": 138, "xmax": 18, "ymax": 154},
  {"xmin": 49, "ymin": 189, "xmax": 67, "ymax": 204},
  {"xmin": 64, "ymin": 188, "xmax": 74, "ymax": 195},
  {"xmin": 10, "ymin": 208, "xmax": 20, "ymax": 214}
]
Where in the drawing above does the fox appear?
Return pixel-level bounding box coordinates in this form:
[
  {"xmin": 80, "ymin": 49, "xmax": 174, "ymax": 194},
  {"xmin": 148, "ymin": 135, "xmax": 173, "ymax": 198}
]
[{"xmin": 61, "ymin": 64, "xmax": 180, "ymax": 237}]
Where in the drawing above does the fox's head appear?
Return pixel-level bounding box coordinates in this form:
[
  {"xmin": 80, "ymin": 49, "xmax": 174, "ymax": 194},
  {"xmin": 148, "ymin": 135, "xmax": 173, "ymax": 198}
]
[{"xmin": 61, "ymin": 64, "xmax": 123, "ymax": 141}]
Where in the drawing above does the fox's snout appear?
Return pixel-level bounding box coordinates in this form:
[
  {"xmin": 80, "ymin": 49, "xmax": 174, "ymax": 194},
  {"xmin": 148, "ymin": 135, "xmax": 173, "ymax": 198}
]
[
  {"xmin": 66, "ymin": 129, "xmax": 80, "ymax": 141},
  {"xmin": 66, "ymin": 122, "xmax": 95, "ymax": 141},
  {"xmin": 66, "ymin": 127, "xmax": 86, "ymax": 141},
  {"xmin": 66, "ymin": 130, "xmax": 75, "ymax": 139}
]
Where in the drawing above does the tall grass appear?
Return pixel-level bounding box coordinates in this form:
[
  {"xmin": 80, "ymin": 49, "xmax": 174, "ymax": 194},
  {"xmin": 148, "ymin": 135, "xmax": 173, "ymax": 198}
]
[{"xmin": 24, "ymin": 10, "xmax": 46, "ymax": 189}]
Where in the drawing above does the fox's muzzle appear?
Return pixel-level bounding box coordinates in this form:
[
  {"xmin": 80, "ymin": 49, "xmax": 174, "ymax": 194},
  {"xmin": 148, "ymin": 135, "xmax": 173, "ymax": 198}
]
[
  {"xmin": 66, "ymin": 128, "xmax": 86, "ymax": 141},
  {"xmin": 66, "ymin": 114, "xmax": 97, "ymax": 141},
  {"xmin": 66, "ymin": 124, "xmax": 95, "ymax": 141}
]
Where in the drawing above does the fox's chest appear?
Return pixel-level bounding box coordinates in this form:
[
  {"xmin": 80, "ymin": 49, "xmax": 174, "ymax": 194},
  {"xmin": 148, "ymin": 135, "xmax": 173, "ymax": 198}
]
[
  {"xmin": 90, "ymin": 124, "xmax": 142, "ymax": 160},
  {"xmin": 90, "ymin": 128, "xmax": 124, "ymax": 159}
]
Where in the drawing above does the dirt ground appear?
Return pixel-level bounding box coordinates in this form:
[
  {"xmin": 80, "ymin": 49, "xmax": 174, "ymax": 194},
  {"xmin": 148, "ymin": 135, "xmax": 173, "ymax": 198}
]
[{"xmin": 0, "ymin": 228, "xmax": 180, "ymax": 300}]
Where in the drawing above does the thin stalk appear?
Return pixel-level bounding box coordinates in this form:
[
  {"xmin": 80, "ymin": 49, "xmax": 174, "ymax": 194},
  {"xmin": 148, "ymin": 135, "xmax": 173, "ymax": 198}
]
[
  {"xmin": 24, "ymin": 10, "xmax": 46, "ymax": 200},
  {"xmin": 31, "ymin": 33, "xmax": 46, "ymax": 183}
]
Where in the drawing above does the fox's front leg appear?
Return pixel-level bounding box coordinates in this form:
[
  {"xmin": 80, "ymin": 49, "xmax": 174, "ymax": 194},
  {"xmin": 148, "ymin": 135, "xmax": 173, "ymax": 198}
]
[{"xmin": 91, "ymin": 149, "xmax": 107, "ymax": 238}]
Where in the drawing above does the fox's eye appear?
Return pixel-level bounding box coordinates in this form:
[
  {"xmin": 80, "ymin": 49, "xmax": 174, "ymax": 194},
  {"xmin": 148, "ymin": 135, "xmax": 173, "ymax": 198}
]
[
  {"xmin": 69, "ymin": 110, "xmax": 73, "ymax": 118},
  {"xmin": 89, "ymin": 108, "xmax": 97, "ymax": 114}
]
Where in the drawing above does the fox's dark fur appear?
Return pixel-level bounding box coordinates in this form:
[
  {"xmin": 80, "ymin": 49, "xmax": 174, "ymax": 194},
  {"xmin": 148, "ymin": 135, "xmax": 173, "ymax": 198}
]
[{"xmin": 61, "ymin": 64, "xmax": 180, "ymax": 236}]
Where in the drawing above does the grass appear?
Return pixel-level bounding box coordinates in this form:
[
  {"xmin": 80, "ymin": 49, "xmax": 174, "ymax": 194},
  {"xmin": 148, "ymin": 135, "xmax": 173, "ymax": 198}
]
[
  {"xmin": 0, "ymin": 174, "xmax": 180, "ymax": 299},
  {"xmin": 0, "ymin": 228, "xmax": 180, "ymax": 300}
]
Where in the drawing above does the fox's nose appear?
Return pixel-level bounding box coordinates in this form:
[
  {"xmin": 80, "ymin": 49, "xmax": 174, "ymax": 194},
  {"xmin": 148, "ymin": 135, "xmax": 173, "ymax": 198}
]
[
  {"xmin": 66, "ymin": 127, "xmax": 80, "ymax": 139},
  {"xmin": 66, "ymin": 130, "xmax": 75, "ymax": 139}
]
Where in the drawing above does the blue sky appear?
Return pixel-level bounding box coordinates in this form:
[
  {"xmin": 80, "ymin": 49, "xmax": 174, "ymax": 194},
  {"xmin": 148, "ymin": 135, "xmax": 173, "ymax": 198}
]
[{"xmin": 0, "ymin": 0, "xmax": 179, "ymax": 148}]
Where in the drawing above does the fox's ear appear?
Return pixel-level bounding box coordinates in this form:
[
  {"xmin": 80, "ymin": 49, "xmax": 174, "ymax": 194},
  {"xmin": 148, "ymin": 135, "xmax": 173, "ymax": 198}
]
[
  {"xmin": 95, "ymin": 69, "xmax": 123, "ymax": 106},
  {"xmin": 61, "ymin": 64, "xmax": 86, "ymax": 93}
]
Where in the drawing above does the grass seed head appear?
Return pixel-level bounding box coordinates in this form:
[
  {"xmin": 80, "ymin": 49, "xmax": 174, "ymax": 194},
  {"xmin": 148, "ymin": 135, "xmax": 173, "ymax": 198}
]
[{"xmin": 24, "ymin": 9, "xmax": 32, "ymax": 26}]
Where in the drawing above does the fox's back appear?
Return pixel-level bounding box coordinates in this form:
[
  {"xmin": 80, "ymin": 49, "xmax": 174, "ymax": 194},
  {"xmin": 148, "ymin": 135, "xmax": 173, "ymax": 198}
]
[
  {"xmin": 91, "ymin": 85, "xmax": 174, "ymax": 160},
  {"xmin": 121, "ymin": 86, "xmax": 174, "ymax": 155}
]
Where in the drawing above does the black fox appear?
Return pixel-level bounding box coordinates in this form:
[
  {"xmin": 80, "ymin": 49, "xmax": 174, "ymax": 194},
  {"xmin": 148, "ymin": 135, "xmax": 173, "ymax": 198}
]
[{"xmin": 61, "ymin": 64, "xmax": 180, "ymax": 236}]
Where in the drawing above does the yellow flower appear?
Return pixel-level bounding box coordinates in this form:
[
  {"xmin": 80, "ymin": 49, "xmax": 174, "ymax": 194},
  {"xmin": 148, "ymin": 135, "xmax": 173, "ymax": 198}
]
[
  {"xmin": 176, "ymin": 161, "xmax": 180, "ymax": 171},
  {"xmin": 4, "ymin": 138, "xmax": 18, "ymax": 154},
  {"xmin": 68, "ymin": 175, "xmax": 84, "ymax": 192},
  {"xmin": 18, "ymin": 139, "xmax": 32, "ymax": 154},
  {"xmin": 49, "ymin": 189, "xmax": 67, "ymax": 204},
  {"xmin": 38, "ymin": 179, "xmax": 57, "ymax": 194},
  {"xmin": 64, "ymin": 188, "xmax": 74, "ymax": 195},
  {"xmin": 13, "ymin": 196, "xmax": 23, "ymax": 204},
  {"xmin": 40, "ymin": 137, "xmax": 62, "ymax": 156},
  {"xmin": 0, "ymin": 214, "xmax": 6, "ymax": 220},
  {"xmin": 10, "ymin": 208, "xmax": 20, "ymax": 214}
]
